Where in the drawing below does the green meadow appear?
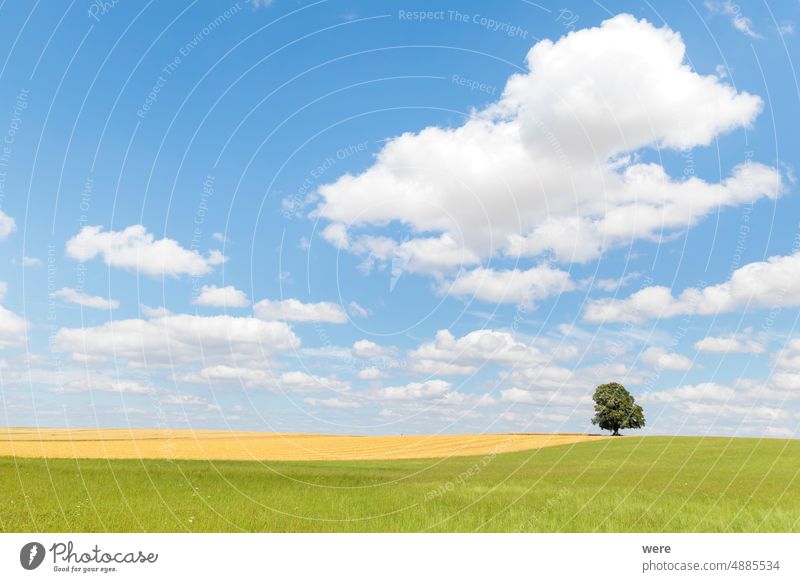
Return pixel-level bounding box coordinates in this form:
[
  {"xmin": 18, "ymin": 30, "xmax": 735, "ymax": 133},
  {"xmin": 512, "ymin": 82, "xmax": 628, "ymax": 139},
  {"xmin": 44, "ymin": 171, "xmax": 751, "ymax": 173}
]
[{"xmin": 1, "ymin": 436, "xmax": 798, "ymax": 532}]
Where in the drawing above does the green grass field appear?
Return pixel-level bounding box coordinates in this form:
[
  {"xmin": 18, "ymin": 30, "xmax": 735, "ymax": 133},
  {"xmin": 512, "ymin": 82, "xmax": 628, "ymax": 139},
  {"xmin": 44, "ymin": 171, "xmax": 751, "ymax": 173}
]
[{"xmin": 1, "ymin": 436, "xmax": 798, "ymax": 532}]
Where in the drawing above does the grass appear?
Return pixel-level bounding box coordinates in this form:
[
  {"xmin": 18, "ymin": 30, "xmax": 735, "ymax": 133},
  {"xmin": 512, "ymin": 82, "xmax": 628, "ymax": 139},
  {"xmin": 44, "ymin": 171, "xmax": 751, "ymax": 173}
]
[{"xmin": 1, "ymin": 436, "xmax": 798, "ymax": 532}]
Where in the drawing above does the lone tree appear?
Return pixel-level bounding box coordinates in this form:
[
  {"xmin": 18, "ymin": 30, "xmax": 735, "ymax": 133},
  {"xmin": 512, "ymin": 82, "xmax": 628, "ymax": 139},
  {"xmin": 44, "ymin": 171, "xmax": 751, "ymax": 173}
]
[{"xmin": 591, "ymin": 382, "xmax": 645, "ymax": 436}]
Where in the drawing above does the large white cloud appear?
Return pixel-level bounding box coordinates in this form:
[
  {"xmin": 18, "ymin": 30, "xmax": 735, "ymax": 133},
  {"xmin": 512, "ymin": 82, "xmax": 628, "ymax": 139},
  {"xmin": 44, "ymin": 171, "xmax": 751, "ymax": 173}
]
[
  {"xmin": 314, "ymin": 14, "xmax": 777, "ymax": 281},
  {"xmin": 585, "ymin": 250, "xmax": 800, "ymax": 323},
  {"xmin": 253, "ymin": 298, "xmax": 347, "ymax": 323},
  {"xmin": 66, "ymin": 225, "xmax": 226, "ymax": 278},
  {"xmin": 54, "ymin": 314, "xmax": 299, "ymax": 367}
]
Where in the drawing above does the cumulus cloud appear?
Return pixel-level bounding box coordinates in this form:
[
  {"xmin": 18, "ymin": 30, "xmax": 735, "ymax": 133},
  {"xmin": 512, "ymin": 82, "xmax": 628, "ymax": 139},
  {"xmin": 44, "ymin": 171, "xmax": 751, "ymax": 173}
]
[
  {"xmin": 0, "ymin": 284, "xmax": 27, "ymax": 348},
  {"xmin": 21, "ymin": 256, "xmax": 41, "ymax": 268},
  {"xmin": 54, "ymin": 287, "xmax": 119, "ymax": 310},
  {"xmin": 695, "ymin": 334, "xmax": 766, "ymax": 354},
  {"xmin": 253, "ymin": 298, "xmax": 347, "ymax": 323},
  {"xmin": 585, "ymin": 250, "xmax": 800, "ymax": 323},
  {"xmin": 51, "ymin": 378, "xmax": 155, "ymax": 395},
  {"xmin": 304, "ymin": 397, "xmax": 361, "ymax": 409},
  {"xmin": 193, "ymin": 285, "xmax": 250, "ymax": 308},
  {"xmin": 445, "ymin": 265, "xmax": 574, "ymax": 305},
  {"xmin": 315, "ymin": 14, "xmax": 776, "ymax": 277},
  {"xmin": 65, "ymin": 225, "xmax": 226, "ymax": 278},
  {"xmin": 352, "ymin": 339, "xmax": 395, "ymax": 359},
  {"xmin": 641, "ymin": 382, "xmax": 735, "ymax": 403},
  {"xmin": 641, "ymin": 347, "xmax": 692, "ymax": 371},
  {"xmin": 54, "ymin": 314, "xmax": 299, "ymax": 367},
  {"xmin": 0, "ymin": 210, "xmax": 15, "ymax": 240},
  {"xmin": 183, "ymin": 366, "xmax": 348, "ymax": 393},
  {"xmin": 357, "ymin": 367, "xmax": 385, "ymax": 380},
  {"xmin": 379, "ymin": 379, "xmax": 453, "ymax": 401},
  {"xmin": 408, "ymin": 329, "xmax": 551, "ymax": 376}
]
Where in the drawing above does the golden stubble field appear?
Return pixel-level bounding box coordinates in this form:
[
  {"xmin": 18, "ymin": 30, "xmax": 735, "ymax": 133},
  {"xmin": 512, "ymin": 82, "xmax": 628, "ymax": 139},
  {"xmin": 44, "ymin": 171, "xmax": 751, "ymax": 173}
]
[{"xmin": 0, "ymin": 428, "xmax": 608, "ymax": 461}]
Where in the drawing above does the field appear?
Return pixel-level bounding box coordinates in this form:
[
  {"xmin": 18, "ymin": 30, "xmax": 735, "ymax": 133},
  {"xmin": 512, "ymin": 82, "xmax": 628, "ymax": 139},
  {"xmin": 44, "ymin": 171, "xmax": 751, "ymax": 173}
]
[
  {"xmin": 1, "ymin": 433, "xmax": 798, "ymax": 532},
  {"xmin": 0, "ymin": 428, "xmax": 604, "ymax": 461}
]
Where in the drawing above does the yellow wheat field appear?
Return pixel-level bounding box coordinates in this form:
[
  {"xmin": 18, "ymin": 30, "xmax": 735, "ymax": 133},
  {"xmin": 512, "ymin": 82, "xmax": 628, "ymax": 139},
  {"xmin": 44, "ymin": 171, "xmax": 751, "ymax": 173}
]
[{"xmin": 0, "ymin": 428, "xmax": 608, "ymax": 461}]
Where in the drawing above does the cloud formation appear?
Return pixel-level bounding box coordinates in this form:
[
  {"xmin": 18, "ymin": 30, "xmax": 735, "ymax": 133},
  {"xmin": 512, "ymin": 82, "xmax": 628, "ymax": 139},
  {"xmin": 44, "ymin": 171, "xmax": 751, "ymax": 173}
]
[
  {"xmin": 66, "ymin": 225, "xmax": 226, "ymax": 278},
  {"xmin": 315, "ymin": 13, "xmax": 777, "ymax": 288}
]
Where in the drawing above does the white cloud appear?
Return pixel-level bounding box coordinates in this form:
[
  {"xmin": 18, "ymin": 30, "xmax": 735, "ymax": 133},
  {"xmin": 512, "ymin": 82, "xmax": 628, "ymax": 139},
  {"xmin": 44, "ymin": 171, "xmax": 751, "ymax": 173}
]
[
  {"xmin": 21, "ymin": 256, "xmax": 41, "ymax": 267},
  {"xmin": 348, "ymin": 301, "xmax": 370, "ymax": 318},
  {"xmin": 51, "ymin": 378, "xmax": 155, "ymax": 395},
  {"xmin": 778, "ymin": 21, "xmax": 794, "ymax": 36},
  {"xmin": 641, "ymin": 382, "xmax": 735, "ymax": 403},
  {"xmin": 183, "ymin": 366, "xmax": 348, "ymax": 393},
  {"xmin": 54, "ymin": 287, "xmax": 119, "ymax": 310},
  {"xmin": 54, "ymin": 314, "xmax": 299, "ymax": 367},
  {"xmin": 445, "ymin": 265, "xmax": 574, "ymax": 305},
  {"xmin": 315, "ymin": 14, "xmax": 774, "ymax": 274},
  {"xmin": 278, "ymin": 371, "xmax": 349, "ymax": 393},
  {"xmin": 706, "ymin": 1, "xmax": 762, "ymax": 38},
  {"xmin": 357, "ymin": 366, "xmax": 385, "ymax": 380},
  {"xmin": 352, "ymin": 339, "xmax": 395, "ymax": 359},
  {"xmin": 304, "ymin": 397, "xmax": 360, "ymax": 409},
  {"xmin": 776, "ymin": 340, "xmax": 800, "ymax": 370},
  {"xmin": 379, "ymin": 379, "xmax": 453, "ymax": 401},
  {"xmin": 591, "ymin": 273, "xmax": 641, "ymax": 292},
  {"xmin": 585, "ymin": 250, "xmax": 800, "ymax": 323},
  {"xmin": 65, "ymin": 225, "xmax": 226, "ymax": 278},
  {"xmin": 694, "ymin": 334, "xmax": 765, "ymax": 354},
  {"xmin": 212, "ymin": 232, "xmax": 227, "ymax": 243},
  {"xmin": 641, "ymin": 347, "xmax": 692, "ymax": 371},
  {"xmin": 140, "ymin": 304, "xmax": 172, "ymax": 318},
  {"xmin": 0, "ymin": 211, "xmax": 15, "ymax": 240},
  {"xmin": 0, "ymin": 295, "xmax": 27, "ymax": 348},
  {"xmin": 253, "ymin": 298, "xmax": 347, "ymax": 323},
  {"xmin": 408, "ymin": 329, "xmax": 551, "ymax": 376},
  {"xmin": 181, "ymin": 365, "xmax": 273, "ymax": 387},
  {"xmin": 193, "ymin": 285, "xmax": 249, "ymax": 308}
]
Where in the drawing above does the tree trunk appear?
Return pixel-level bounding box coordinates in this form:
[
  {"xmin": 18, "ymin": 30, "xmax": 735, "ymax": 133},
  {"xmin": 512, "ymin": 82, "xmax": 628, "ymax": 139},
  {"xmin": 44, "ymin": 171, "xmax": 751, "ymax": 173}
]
[{"xmin": 612, "ymin": 428, "xmax": 620, "ymax": 436}]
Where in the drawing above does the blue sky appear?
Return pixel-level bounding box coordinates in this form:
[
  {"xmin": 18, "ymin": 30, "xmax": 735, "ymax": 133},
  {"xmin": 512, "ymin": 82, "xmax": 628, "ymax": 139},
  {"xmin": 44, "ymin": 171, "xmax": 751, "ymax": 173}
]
[{"xmin": 0, "ymin": 0, "xmax": 798, "ymax": 437}]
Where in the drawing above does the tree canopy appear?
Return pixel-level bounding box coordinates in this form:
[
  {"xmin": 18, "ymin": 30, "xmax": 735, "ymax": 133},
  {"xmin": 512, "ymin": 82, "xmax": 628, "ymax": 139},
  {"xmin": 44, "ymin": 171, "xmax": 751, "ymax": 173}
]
[{"xmin": 591, "ymin": 382, "xmax": 645, "ymax": 436}]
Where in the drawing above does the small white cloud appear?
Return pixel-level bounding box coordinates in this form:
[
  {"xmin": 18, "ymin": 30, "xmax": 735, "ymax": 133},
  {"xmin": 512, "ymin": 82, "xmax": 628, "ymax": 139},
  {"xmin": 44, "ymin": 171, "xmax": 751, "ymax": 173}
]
[
  {"xmin": 705, "ymin": 0, "xmax": 762, "ymax": 38},
  {"xmin": 21, "ymin": 256, "xmax": 42, "ymax": 268},
  {"xmin": 212, "ymin": 232, "xmax": 227, "ymax": 243},
  {"xmin": 352, "ymin": 339, "xmax": 395, "ymax": 359},
  {"xmin": 357, "ymin": 367, "xmax": 385, "ymax": 380},
  {"xmin": 54, "ymin": 287, "xmax": 119, "ymax": 310},
  {"xmin": 140, "ymin": 304, "xmax": 172, "ymax": 318},
  {"xmin": 446, "ymin": 265, "xmax": 574, "ymax": 306},
  {"xmin": 254, "ymin": 298, "xmax": 347, "ymax": 323},
  {"xmin": 641, "ymin": 346, "xmax": 692, "ymax": 371},
  {"xmin": 379, "ymin": 380, "xmax": 452, "ymax": 401},
  {"xmin": 193, "ymin": 285, "xmax": 250, "ymax": 308},
  {"xmin": 0, "ymin": 211, "xmax": 15, "ymax": 240},
  {"xmin": 348, "ymin": 301, "xmax": 370, "ymax": 318},
  {"xmin": 694, "ymin": 334, "xmax": 765, "ymax": 354},
  {"xmin": 303, "ymin": 397, "xmax": 361, "ymax": 409},
  {"xmin": 66, "ymin": 224, "xmax": 226, "ymax": 278}
]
